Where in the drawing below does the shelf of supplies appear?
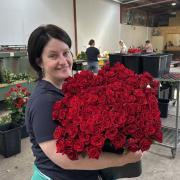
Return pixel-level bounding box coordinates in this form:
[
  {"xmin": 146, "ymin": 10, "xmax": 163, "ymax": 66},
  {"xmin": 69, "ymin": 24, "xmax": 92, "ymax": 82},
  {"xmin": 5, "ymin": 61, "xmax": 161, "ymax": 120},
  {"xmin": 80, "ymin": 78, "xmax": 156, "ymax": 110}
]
[
  {"xmin": 155, "ymin": 77, "xmax": 180, "ymax": 158},
  {"xmin": 0, "ymin": 51, "xmax": 27, "ymax": 59},
  {"xmin": 0, "ymin": 52, "xmax": 10, "ymax": 58}
]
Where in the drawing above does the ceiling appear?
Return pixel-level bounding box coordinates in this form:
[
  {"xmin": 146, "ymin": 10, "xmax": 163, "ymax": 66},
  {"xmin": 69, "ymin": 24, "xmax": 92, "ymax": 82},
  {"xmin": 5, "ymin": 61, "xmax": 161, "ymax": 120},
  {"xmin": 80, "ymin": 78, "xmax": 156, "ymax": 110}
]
[{"xmin": 114, "ymin": 0, "xmax": 180, "ymax": 16}]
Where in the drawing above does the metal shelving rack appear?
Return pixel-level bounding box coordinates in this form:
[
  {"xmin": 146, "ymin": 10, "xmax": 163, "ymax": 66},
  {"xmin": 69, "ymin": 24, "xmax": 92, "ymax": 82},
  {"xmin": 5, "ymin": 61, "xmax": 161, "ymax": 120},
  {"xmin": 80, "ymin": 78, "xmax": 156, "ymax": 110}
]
[{"xmin": 155, "ymin": 75, "xmax": 180, "ymax": 158}]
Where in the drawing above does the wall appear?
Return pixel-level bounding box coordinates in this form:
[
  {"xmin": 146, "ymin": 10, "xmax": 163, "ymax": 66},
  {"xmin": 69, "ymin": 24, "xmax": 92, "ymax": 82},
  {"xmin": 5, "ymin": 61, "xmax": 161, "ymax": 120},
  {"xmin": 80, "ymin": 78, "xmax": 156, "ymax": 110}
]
[
  {"xmin": 0, "ymin": 0, "xmax": 152, "ymax": 54},
  {"xmin": 119, "ymin": 24, "xmax": 152, "ymax": 48},
  {"xmin": 0, "ymin": 0, "xmax": 75, "ymax": 51},
  {"xmin": 159, "ymin": 26, "xmax": 180, "ymax": 36},
  {"xmin": 169, "ymin": 11, "xmax": 180, "ymax": 26},
  {"xmin": 159, "ymin": 26, "xmax": 180, "ymax": 46},
  {"xmin": 76, "ymin": 0, "xmax": 120, "ymax": 53}
]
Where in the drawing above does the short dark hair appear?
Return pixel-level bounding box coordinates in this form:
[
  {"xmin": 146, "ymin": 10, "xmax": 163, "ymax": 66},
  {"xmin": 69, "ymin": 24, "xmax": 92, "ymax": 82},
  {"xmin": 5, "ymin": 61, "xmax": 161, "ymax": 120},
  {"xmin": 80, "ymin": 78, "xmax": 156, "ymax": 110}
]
[
  {"xmin": 88, "ymin": 39, "xmax": 95, "ymax": 46},
  {"xmin": 27, "ymin": 24, "xmax": 72, "ymax": 79},
  {"xmin": 146, "ymin": 40, "xmax": 150, "ymax": 43}
]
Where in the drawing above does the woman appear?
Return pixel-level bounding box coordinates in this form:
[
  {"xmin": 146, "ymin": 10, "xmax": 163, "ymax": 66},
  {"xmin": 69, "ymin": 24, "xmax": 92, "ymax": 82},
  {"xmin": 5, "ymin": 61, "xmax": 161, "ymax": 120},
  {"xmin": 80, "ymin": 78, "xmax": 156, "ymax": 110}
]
[
  {"xmin": 144, "ymin": 40, "xmax": 153, "ymax": 53},
  {"xmin": 119, "ymin": 40, "xmax": 127, "ymax": 54},
  {"xmin": 86, "ymin": 39, "xmax": 100, "ymax": 74},
  {"xmin": 25, "ymin": 24, "xmax": 143, "ymax": 180}
]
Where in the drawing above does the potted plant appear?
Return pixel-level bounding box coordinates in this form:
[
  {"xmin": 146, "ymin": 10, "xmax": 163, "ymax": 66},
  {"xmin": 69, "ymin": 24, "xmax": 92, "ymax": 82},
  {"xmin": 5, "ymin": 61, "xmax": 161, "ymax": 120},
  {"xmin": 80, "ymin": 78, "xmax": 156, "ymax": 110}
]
[
  {"xmin": 0, "ymin": 113, "xmax": 21, "ymax": 157},
  {"xmin": 76, "ymin": 51, "xmax": 87, "ymax": 60},
  {"xmin": 5, "ymin": 83, "xmax": 31, "ymax": 138},
  {"xmin": 0, "ymin": 68, "xmax": 35, "ymax": 101}
]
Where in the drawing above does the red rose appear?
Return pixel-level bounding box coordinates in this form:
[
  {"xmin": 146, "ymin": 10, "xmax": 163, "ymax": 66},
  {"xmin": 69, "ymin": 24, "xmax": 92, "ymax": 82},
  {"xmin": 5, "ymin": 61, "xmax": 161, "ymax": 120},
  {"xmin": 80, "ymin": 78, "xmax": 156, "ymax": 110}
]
[
  {"xmin": 86, "ymin": 146, "xmax": 101, "ymax": 159},
  {"xmin": 65, "ymin": 138, "xmax": 74, "ymax": 147},
  {"xmin": 127, "ymin": 138, "xmax": 139, "ymax": 152},
  {"xmin": 16, "ymin": 84, "xmax": 22, "ymax": 88},
  {"xmin": 58, "ymin": 109, "xmax": 66, "ymax": 120},
  {"xmin": 52, "ymin": 111, "xmax": 59, "ymax": 120},
  {"xmin": 79, "ymin": 133, "xmax": 90, "ymax": 145},
  {"xmin": 105, "ymin": 128, "xmax": 118, "ymax": 140},
  {"xmin": 123, "ymin": 124, "xmax": 138, "ymax": 135},
  {"xmin": 56, "ymin": 139, "xmax": 65, "ymax": 153},
  {"xmin": 112, "ymin": 133, "xmax": 126, "ymax": 149},
  {"xmin": 53, "ymin": 126, "xmax": 65, "ymax": 139},
  {"xmin": 66, "ymin": 125, "xmax": 78, "ymax": 138},
  {"xmin": 140, "ymin": 138, "xmax": 152, "ymax": 151},
  {"xmin": 73, "ymin": 140, "xmax": 84, "ymax": 152},
  {"xmin": 65, "ymin": 149, "xmax": 78, "ymax": 160},
  {"xmin": 91, "ymin": 135, "xmax": 105, "ymax": 148},
  {"xmin": 153, "ymin": 131, "xmax": 163, "ymax": 143},
  {"xmin": 145, "ymin": 126, "xmax": 156, "ymax": 136}
]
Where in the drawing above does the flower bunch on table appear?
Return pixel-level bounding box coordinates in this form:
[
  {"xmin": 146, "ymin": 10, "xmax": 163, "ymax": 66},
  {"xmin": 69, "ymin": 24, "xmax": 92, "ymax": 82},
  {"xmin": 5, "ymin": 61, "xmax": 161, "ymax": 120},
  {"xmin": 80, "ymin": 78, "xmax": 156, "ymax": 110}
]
[
  {"xmin": 128, "ymin": 48, "xmax": 142, "ymax": 54},
  {"xmin": 52, "ymin": 63, "xmax": 163, "ymax": 160}
]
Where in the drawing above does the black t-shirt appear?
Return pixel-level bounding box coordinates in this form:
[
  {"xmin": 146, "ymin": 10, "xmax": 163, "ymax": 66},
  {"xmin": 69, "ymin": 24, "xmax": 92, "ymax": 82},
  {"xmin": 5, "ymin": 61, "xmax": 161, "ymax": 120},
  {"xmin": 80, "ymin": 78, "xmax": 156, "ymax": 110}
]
[
  {"xmin": 25, "ymin": 80, "xmax": 99, "ymax": 180},
  {"xmin": 86, "ymin": 47, "xmax": 100, "ymax": 62}
]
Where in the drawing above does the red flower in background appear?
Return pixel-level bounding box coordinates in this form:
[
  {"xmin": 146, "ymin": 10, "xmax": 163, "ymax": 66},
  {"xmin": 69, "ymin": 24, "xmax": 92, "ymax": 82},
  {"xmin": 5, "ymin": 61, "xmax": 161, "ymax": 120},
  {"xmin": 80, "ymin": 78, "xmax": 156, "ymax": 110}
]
[
  {"xmin": 5, "ymin": 84, "xmax": 30, "ymax": 125},
  {"xmin": 128, "ymin": 48, "xmax": 142, "ymax": 54},
  {"xmin": 52, "ymin": 63, "xmax": 162, "ymax": 160}
]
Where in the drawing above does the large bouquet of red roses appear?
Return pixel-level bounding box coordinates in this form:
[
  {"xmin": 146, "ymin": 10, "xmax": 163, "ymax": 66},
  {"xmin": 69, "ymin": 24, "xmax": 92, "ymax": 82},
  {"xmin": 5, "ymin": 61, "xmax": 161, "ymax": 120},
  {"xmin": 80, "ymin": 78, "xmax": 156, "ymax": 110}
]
[{"xmin": 52, "ymin": 63, "xmax": 162, "ymax": 160}]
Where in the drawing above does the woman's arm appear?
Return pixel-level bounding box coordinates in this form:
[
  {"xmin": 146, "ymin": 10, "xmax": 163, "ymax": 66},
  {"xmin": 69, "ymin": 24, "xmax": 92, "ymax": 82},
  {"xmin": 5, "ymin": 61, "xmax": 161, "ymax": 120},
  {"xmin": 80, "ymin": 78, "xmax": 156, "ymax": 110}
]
[{"xmin": 39, "ymin": 140, "xmax": 142, "ymax": 170}]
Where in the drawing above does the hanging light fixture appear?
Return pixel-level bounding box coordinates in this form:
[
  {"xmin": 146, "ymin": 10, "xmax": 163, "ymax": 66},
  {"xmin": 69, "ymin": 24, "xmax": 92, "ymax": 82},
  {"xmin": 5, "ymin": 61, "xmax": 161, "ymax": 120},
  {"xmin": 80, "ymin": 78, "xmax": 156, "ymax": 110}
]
[{"xmin": 171, "ymin": 2, "xmax": 176, "ymax": 6}]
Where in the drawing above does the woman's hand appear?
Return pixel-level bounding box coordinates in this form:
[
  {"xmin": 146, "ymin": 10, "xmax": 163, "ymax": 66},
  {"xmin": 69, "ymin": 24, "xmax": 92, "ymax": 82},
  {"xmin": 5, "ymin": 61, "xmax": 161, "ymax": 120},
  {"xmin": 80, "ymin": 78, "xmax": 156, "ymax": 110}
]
[{"xmin": 121, "ymin": 150, "xmax": 143, "ymax": 165}]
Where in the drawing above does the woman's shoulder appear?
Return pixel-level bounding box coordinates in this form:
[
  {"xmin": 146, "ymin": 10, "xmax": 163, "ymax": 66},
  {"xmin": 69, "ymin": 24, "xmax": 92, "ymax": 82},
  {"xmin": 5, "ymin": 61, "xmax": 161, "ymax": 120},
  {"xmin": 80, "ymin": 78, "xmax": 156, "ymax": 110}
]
[{"xmin": 28, "ymin": 90, "xmax": 57, "ymax": 111}]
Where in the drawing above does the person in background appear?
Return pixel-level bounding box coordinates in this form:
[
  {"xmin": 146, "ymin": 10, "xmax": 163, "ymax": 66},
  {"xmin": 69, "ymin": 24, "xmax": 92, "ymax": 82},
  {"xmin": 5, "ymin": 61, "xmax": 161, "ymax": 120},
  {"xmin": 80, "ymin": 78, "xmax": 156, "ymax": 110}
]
[
  {"xmin": 144, "ymin": 40, "xmax": 153, "ymax": 53},
  {"xmin": 119, "ymin": 40, "xmax": 127, "ymax": 54},
  {"xmin": 167, "ymin": 41, "xmax": 174, "ymax": 47},
  {"xmin": 86, "ymin": 39, "xmax": 100, "ymax": 74},
  {"xmin": 25, "ymin": 24, "xmax": 143, "ymax": 180}
]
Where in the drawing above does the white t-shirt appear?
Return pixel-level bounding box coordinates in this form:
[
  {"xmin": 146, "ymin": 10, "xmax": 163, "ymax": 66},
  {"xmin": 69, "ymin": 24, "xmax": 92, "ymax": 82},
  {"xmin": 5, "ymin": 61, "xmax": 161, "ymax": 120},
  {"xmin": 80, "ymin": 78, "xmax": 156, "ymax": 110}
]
[
  {"xmin": 120, "ymin": 45, "xmax": 127, "ymax": 54},
  {"xmin": 145, "ymin": 43, "xmax": 153, "ymax": 53}
]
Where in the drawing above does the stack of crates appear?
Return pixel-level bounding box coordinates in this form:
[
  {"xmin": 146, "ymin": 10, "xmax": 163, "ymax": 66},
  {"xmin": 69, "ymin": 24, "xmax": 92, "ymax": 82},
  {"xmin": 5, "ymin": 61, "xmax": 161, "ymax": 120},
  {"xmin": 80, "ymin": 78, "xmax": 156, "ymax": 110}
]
[{"xmin": 109, "ymin": 53, "xmax": 173, "ymax": 78}]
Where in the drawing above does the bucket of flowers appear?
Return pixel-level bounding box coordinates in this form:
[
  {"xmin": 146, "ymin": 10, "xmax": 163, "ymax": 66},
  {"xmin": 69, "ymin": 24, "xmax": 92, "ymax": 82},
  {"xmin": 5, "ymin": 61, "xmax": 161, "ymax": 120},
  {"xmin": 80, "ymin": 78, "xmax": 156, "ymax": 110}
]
[
  {"xmin": 0, "ymin": 111, "xmax": 21, "ymax": 157},
  {"xmin": 52, "ymin": 63, "xmax": 162, "ymax": 179},
  {"xmin": 5, "ymin": 83, "xmax": 31, "ymax": 138},
  {"xmin": 0, "ymin": 84, "xmax": 30, "ymax": 157}
]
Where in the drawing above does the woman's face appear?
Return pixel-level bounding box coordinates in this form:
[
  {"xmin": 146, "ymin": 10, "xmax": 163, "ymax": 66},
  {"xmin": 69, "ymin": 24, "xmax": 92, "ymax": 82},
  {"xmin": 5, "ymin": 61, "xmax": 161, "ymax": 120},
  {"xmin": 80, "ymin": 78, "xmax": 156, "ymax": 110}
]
[{"xmin": 40, "ymin": 38, "xmax": 73, "ymax": 84}]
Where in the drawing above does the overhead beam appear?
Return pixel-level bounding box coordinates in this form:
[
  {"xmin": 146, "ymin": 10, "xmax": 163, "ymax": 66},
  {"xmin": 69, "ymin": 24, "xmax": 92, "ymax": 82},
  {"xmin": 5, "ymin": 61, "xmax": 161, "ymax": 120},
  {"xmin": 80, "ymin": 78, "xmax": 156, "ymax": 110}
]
[
  {"xmin": 112, "ymin": 0, "xmax": 121, "ymax": 4},
  {"xmin": 112, "ymin": 0, "xmax": 141, "ymax": 4},
  {"xmin": 127, "ymin": 0, "xmax": 175, "ymax": 10},
  {"xmin": 121, "ymin": 0, "xmax": 142, "ymax": 4}
]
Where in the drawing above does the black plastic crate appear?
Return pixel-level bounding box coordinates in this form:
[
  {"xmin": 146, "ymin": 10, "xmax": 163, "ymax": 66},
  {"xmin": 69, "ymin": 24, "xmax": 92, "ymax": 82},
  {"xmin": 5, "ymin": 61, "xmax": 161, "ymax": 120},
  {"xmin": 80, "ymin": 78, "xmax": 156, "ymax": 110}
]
[
  {"xmin": 0, "ymin": 123, "xmax": 21, "ymax": 157},
  {"xmin": 164, "ymin": 54, "xmax": 173, "ymax": 74},
  {"xmin": 100, "ymin": 161, "xmax": 142, "ymax": 180},
  {"xmin": 158, "ymin": 99, "xmax": 169, "ymax": 118},
  {"xmin": 109, "ymin": 53, "xmax": 124, "ymax": 67},
  {"xmin": 21, "ymin": 124, "xmax": 29, "ymax": 139},
  {"xmin": 123, "ymin": 54, "xmax": 142, "ymax": 74},
  {"xmin": 159, "ymin": 85, "xmax": 170, "ymax": 100},
  {"xmin": 142, "ymin": 54, "xmax": 168, "ymax": 77},
  {"xmin": 100, "ymin": 143, "xmax": 142, "ymax": 179},
  {"xmin": 161, "ymin": 55, "xmax": 168, "ymax": 75},
  {"xmin": 72, "ymin": 62, "xmax": 83, "ymax": 70}
]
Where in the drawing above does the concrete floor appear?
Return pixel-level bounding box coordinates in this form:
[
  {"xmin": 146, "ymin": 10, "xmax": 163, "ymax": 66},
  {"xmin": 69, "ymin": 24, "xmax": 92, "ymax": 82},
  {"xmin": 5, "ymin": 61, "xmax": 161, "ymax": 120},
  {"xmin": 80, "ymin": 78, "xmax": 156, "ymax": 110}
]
[
  {"xmin": 1, "ymin": 96, "xmax": 180, "ymax": 180},
  {"xmin": 0, "ymin": 139, "xmax": 180, "ymax": 180},
  {"xmin": 0, "ymin": 67, "xmax": 180, "ymax": 180}
]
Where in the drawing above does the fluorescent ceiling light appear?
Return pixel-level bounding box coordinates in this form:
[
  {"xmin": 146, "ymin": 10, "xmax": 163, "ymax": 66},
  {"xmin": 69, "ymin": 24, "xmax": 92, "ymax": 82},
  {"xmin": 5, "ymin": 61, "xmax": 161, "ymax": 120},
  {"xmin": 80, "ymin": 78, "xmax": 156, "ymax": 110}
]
[
  {"xmin": 171, "ymin": 2, "xmax": 176, "ymax": 6},
  {"xmin": 112, "ymin": 0, "xmax": 121, "ymax": 3}
]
